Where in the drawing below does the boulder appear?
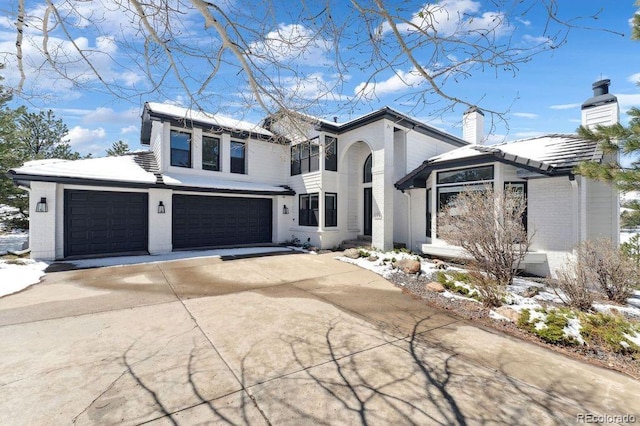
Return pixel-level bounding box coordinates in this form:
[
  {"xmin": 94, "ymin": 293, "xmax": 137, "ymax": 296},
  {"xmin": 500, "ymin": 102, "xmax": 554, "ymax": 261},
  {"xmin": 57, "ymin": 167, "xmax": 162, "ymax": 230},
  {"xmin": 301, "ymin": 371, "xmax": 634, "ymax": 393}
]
[
  {"xmin": 396, "ymin": 258, "xmax": 421, "ymax": 274},
  {"xmin": 367, "ymin": 255, "xmax": 379, "ymax": 262},
  {"xmin": 433, "ymin": 259, "xmax": 448, "ymax": 270},
  {"xmin": 343, "ymin": 248, "xmax": 361, "ymax": 259},
  {"xmin": 494, "ymin": 306, "xmax": 520, "ymax": 322},
  {"xmin": 426, "ymin": 281, "xmax": 445, "ymax": 293},
  {"xmin": 523, "ymin": 286, "xmax": 540, "ymax": 298}
]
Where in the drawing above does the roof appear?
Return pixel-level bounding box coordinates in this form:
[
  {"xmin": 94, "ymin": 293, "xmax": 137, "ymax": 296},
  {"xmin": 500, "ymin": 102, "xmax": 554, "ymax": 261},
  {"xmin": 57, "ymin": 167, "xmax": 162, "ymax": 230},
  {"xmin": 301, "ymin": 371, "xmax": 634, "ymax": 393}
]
[
  {"xmin": 9, "ymin": 152, "xmax": 295, "ymax": 196},
  {"xmin": 264, "ymin": 107, "xmax": 468, "ymax": 148},
  {"xmin": 141, "ymin": 102, "xmax": 275, "ymax": 144},
  {"xmin": 396, "ymin": 134, "xmax": 602, "ymax": 190}
]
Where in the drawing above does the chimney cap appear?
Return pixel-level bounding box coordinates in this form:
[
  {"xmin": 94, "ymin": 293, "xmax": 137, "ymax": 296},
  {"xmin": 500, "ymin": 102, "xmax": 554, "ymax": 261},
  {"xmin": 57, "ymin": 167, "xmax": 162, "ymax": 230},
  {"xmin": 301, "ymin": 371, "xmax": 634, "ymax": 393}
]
[
  {"xmin": 582, "ymin": 79, "xmax": 616, "ymax": 110},
  {"xmin": 463, "ymin": 105, "xmax": 484, "ymax": 116}
]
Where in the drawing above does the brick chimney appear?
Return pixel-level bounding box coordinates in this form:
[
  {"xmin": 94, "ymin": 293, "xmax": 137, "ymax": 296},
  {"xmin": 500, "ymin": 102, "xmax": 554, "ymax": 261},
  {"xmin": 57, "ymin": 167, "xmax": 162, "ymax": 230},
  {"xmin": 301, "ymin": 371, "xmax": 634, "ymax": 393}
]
[
  {"xmin": 581, "ymin": 79, "xmax": 619, "ymax": 128},
  {"xmin": 462, "ymin": 106, "xmax": 484, "ymax": 144}
]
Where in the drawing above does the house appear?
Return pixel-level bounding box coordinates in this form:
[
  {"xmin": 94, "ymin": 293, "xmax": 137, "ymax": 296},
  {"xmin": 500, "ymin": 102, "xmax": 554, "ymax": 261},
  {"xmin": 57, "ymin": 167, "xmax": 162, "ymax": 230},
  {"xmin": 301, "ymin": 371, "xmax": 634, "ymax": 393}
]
[
  {"xmin": 396, "ymin": 79, "xmax": 620, "ymax": 276},
  {"xmin": 9, "ymin": 80, "xmax": 619, "ymax": 276}
]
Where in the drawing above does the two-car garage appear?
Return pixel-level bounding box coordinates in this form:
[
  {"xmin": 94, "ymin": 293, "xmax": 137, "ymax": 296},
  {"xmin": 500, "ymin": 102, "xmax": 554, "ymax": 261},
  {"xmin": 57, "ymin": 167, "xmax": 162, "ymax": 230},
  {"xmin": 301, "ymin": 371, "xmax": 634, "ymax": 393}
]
[{"xmin": 63, "ymin": 189, "xmax": 273, "ymax": 258}]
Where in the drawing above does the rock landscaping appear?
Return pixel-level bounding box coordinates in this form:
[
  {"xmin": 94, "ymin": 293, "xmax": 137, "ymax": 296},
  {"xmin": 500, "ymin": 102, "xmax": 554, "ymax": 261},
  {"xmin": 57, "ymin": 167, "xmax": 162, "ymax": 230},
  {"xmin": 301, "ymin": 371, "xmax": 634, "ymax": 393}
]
[{"xmin": 337, "ymin": 248, "xmax": 640, "ymax": 379}]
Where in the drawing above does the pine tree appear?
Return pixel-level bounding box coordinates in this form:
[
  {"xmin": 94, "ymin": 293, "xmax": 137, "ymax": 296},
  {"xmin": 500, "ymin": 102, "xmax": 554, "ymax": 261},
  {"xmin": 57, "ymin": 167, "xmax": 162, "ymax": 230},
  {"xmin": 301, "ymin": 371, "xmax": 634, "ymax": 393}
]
[{"xmin": 106, "ymin": 140, "xmax": 130, "ymax": 156}]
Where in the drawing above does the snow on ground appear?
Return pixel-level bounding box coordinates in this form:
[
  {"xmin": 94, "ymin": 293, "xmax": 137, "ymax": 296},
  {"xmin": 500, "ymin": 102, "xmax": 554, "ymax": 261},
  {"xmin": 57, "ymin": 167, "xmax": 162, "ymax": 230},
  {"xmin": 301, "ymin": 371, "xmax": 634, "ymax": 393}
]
[
  {"xmin": 67, "ymin": 246, "xmax": 298, "ymax": 269},
  {"xmin": 0, "ymin": 259, "xmax": 48, "ymax": 297},
  {"xmin": 0, "ymin": 231, "xmax": 28, "ymax": 253},
  {"xmin": 336, "ymin": 248, "xmax": 640, "ymax": 346},
  {"xmin": 621, "ymin": 231, "xmax": 639, "ymax": 244}
]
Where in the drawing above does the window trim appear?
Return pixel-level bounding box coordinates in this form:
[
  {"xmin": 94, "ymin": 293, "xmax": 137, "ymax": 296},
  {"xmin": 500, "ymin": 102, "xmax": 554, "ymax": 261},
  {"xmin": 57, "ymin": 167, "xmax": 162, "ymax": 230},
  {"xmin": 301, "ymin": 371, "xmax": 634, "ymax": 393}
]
[
  {"xmin": 291, "ymin": 138, "xmax": 320, "ymax": 176},
  {"xmin": 170, "ymin": 129, "xmax": 192, "ymax": 168},
  {"xmin": 299, "ymin": 193, "xmax": 319, "ymax": 227},
  {"xmin": 324, "ymin": 192, "xmax": 337, "ymax": 227},
  {"xmin": 324, "ymin": 136, "xmax": 337, "ymax": 172},
  {"xmin": 230, "ymin": 140, "xmax": 246, "ymax": 174},
  {"xmin": 202, "ymin": 135, "xmax": 220, "ymax": 171},
  {"xmin": 363, "ymin": 153, "xmax": 372, "ymax": 183}
]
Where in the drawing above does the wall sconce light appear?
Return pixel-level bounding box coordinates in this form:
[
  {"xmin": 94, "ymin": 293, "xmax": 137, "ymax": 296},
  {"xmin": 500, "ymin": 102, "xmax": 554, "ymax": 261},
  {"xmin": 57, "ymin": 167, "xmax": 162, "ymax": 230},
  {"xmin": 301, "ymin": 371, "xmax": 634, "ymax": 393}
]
[
  {"xmin": 35, "ymin": 197, "xmax": 48, "ymax": 213},
  {"xmin": 282, "ymin": 205, "xmax": 289, "ymax": 215},
  {"xmin": 158, "ymin": 201, "xmax": 166, "ymax": 214}
]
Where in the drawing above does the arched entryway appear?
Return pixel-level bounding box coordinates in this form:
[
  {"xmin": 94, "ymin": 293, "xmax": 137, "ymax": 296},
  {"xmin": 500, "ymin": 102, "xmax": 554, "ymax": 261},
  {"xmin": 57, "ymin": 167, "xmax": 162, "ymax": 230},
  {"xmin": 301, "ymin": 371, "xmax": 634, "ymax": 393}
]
[{"xmin": 341, "ymin": 141, "xmax": 373, "ymax": 238}]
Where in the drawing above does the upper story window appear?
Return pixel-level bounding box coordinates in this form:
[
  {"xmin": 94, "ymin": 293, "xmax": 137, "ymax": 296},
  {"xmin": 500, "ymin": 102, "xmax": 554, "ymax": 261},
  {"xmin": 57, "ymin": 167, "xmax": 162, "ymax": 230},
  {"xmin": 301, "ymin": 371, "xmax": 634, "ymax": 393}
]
[
  {"xmin": 291, "ymin": 139, "xmax": 320, "ymax": 176},
  {"xmin": 324, "ymin": 136, "xmax": 337, "ymax": 171},
  {"xmin": 363, "ymin": 153, "xmax": 372, "ymax": 183},
  {"xmin": 202, "ymin": 135, "xmax": 220, "ymax": 171},
  {"xmin": 230, "ymin": 140, "xmax": 246, "ymax": 174},
  {"xmin": 170, "ymin": 130, "xmax": 191, "ymax": 168}
]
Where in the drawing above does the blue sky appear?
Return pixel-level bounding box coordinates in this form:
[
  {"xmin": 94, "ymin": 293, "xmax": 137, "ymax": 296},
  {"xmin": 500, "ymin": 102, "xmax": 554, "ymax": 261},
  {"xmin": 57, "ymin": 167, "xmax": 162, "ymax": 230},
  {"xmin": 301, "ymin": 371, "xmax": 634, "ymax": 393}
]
[{"xmin": 1, "ymin": 0, "xmax": 639, "ymax": 157}]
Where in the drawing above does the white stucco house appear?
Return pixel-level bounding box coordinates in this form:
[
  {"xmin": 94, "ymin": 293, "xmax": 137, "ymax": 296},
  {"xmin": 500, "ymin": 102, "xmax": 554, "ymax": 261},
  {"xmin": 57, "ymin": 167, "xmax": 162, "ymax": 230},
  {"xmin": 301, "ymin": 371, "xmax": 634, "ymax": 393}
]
[{"xmin": 9, "ymin": 80, "xmax": 619, "ymax": 276}]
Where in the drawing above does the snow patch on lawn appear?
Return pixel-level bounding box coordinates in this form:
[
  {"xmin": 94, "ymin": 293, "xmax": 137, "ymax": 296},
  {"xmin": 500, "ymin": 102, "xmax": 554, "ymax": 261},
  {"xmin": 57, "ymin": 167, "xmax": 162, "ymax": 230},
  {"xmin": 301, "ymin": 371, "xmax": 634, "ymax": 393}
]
[
  {"xmin": 564, "ymin": 318, "xmax": 585, "ymax": 345},
  {"xmin": 0, "ymin": 259, "xmax": 48, "ymax": 297}
]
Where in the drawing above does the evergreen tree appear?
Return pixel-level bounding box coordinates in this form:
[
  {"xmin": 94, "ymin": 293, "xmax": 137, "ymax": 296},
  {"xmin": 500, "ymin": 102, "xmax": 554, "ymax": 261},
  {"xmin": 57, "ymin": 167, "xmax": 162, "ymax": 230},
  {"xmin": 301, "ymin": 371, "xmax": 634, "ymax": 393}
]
[
  {"xmin": 106, "ymin": 140, "xmax": 130, "ymax": 156},
  {"xmin": 574, "ymin": 6, "xmax": 640, "ymax": 192}
]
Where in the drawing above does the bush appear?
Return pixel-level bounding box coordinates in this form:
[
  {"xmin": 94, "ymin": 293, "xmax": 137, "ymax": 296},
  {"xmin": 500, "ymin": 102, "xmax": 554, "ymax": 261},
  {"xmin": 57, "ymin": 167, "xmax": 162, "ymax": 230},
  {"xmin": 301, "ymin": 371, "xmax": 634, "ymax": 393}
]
[
  {"xmin": 580, "ymin": 312, "xmax": 640, "ymax": 355},
  {"xmin": 438, "ymin": 186, "xmax": 532, "ymax": 307},
  {"xmin": 550, "ymin": 239, "xmax": 639, "ymax": 309},
  {"xmin": 621, "ymin": 233, "xmax": 640, "ymax": 267},
  {"xmin": 435, "ymin": 271, "xmax": 481, "ymax": 301},
  {"xmin": 517, "ymin": 308, "xmax": 578, "ymax": 345}
]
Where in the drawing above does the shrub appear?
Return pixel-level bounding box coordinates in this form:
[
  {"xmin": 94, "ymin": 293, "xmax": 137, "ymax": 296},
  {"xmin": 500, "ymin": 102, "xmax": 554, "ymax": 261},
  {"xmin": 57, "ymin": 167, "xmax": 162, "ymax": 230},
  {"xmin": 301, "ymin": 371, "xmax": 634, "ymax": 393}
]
[
  {"xmin": 358, "ymin": 249, "xmax": 371, "ymax": 258},
  {"xmin": 621, "ymin": 233, "xmax": 640, "ymax": 267},
  {"xmin": 580, "ymin": 312, "xmax": 640, "ymax": 355},
  {"xmin": 438, "ymin": 186, "xmax": 532, "ymax": 307},
  {"xmin": 435, "ymin": 271, "xmax": 481, "ymax": 301},
  {"xmin": 549, "ymin": 260, "xmax": 596, "ymax": 311},
  {"xmin": 517, "ymin": 308, "xmax": 578, "ymax": 345}
]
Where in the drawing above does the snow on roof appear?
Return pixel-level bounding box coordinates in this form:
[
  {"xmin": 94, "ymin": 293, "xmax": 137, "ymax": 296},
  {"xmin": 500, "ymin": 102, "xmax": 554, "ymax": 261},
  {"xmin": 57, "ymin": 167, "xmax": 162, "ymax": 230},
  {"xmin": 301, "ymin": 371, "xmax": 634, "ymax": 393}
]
[
  {"xmin": 11, "ymin": 155, "xmax": 158, "ymax": 184},
  {"xmin": 146, "ymin": 102, "xmax": 273, "ymax": 137},
  {"xmin": 430, "ymin": 134, "xmax": 600, "ymax": 171},
  {"xmin": 162, "ymin": 172, "xmax": 290, "ymax": 193}
]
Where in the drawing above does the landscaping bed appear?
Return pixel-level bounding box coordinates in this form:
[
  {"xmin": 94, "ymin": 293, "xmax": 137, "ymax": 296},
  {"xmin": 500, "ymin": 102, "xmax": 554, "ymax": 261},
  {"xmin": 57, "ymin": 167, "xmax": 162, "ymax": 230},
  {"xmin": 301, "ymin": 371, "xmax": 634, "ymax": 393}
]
[{"xmin": 337, "ymin": 248, "xmax": 640, "ymax": 379}]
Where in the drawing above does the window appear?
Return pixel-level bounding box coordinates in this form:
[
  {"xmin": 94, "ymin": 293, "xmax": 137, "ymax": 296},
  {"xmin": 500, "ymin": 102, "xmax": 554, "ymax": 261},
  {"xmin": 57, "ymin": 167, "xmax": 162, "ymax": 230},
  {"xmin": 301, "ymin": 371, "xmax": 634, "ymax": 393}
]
[
  {"xmin": 230, "ymin": 141, "xmax": 246, "ymax": 174},
  {"xmin": 363, "ymin": 153, "xmax": 372, "ymax": 183},
  {"xmin": 505, "ymin": 182, "xmax": 528, "ymax": 232},
  {"xmin": 325, "ymin": 136, "xmax": 337, "ymax": 171},
  {"xmin": 170, "ymin": 130, "xmax": 191, "ymax": 168},
  {"xmin": 202, "ymin": 136, "xmax": 220, "ymax": 171},
  {"xmin": 437, "ymin": 165, "xmax": 493, "ymax": 184},
  {"xmin": 291, "ymin": 139, "xmax": 320, "ymax": 176},
  {"xmin": 325, "ymin": 193, "xmax": 337, "ymax": 227},
  {"xmin": 426, "ymin": 188, "xmax": 432, "ymax": 238},
  {"xmin": 299, "ymin": 193, "xmax": 319, "ymax": 226}
]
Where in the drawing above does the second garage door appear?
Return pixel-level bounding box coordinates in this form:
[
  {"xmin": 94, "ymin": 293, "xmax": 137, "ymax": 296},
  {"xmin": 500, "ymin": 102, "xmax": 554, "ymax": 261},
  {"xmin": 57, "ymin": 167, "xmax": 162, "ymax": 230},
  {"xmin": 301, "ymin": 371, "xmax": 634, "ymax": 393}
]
[{"xmin": 172, "ymin": 195, "xmax": 272, "ymax": 249}]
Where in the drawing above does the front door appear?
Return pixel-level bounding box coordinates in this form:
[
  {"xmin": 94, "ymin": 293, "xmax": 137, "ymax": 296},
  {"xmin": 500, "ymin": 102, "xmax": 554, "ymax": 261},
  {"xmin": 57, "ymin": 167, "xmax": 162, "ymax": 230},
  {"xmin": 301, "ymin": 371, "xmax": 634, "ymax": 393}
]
[{"xmin": 363, "ymin": 187, "xmax": 372, "ymax": 236}]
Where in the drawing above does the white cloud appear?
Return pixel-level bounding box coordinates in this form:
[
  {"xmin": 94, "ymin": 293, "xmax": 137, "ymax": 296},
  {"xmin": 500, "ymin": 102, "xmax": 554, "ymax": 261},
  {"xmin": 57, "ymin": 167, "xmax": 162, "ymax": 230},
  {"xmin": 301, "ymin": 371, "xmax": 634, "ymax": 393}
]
[
  {"xmin": 81, "ymin": 107, "xmax": 139, "ymax": 124},
  {"xmin": 617, "ymin": 93, "xmax": 640, "ymax": 113},
  {"xmin": 248, "ymin": 23, "xmax": 332, "ymax": 66},
  {"xmin": 521, "ymin": 35, "xmax": 552, "ymax": 46},
  {"xmin": 627, "ymin": 73, "xmax": 640, "ymax": 84},
  {"xmin": 515, "ymin": 17, "xmax": 531, "ymax": 27},
  {"xmin": 121, "ymin": 125, "xmax": 138, "ymax": 134},
  {"xmin": 354, "ymin": 67, "xmax": 428, "ymax": 98},
  {"xmin": 67, "ymin": 126, "xmax": 107, "ymax": 146},
  {"xmin": 512, "ymin": 112, "xmax": 538, "ymax": 119},
  {"xmin": 549, "ymin": 103, "xmax": 580, "ymax": 110},
  {"xmin": 384, "ymin": 0, "xmax": 512, "ymax": 39}
]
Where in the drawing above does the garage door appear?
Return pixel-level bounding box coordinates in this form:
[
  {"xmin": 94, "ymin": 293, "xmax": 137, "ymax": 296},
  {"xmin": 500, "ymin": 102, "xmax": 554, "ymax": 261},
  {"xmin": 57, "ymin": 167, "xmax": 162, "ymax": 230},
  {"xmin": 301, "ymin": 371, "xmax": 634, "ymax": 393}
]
[
  {"xmin": 172, "ymin": 195, "xmax": 272, "ymax": 249},
  {"xmin": 64, "ymin": 190, "xmax": 148, "ymax": 257}
]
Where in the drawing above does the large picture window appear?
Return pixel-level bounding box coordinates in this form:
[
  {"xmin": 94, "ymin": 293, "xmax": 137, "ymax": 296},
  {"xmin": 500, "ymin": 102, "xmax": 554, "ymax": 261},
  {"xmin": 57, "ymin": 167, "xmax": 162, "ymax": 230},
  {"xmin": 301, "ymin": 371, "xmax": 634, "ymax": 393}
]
[
  {"xmin": 505, "ymin": 182, "xmax": 528, "ymax": 232},
  {"xmin": 202, "ymin": 136, "xmax": 220, "ymax": 171},
  {"xmin": 291, "ymin": 139, "xmax": 320, "ymax": 176},
  {"xmin": 299, "ymin": 193, "xmax": 319, "ymax": 226},
  {"xmin": 325, "ymin": 193, "xmax": 337, "ymax": 227},
  {"xmin": 170, "ymin": 130, "xmax": 191, "ymax": 168},
  {"xmin": 230, "ymin": 141, "xmax": 246, "ymax": 174},
  {"xmin": 325, "ymin": 136, "xmax": 337, "ymax": 171}
]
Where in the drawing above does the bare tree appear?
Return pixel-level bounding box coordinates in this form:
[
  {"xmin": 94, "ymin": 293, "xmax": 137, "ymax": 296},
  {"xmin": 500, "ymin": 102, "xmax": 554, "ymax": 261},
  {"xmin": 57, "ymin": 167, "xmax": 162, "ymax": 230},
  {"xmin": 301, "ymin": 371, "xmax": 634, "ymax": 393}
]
[
  {"xmin": 0, "ymin": 0, "xmax": 620, "ymax": 131},
  {"xmin": 438, "ymin": 186, "xmax": 532, "ymax": 306}
]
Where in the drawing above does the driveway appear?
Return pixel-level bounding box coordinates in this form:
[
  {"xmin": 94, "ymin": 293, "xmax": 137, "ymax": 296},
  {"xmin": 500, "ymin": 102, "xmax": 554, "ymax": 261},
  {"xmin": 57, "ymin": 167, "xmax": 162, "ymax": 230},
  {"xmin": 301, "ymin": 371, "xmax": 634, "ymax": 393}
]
[{"xmin": 0, "ymin": 252, "xmax": 638, "ymax": 425}]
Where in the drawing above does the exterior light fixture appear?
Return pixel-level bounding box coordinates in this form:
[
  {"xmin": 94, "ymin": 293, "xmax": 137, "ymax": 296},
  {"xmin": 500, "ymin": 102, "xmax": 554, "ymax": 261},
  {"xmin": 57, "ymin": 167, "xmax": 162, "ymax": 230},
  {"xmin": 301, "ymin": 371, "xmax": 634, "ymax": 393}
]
[
  {"xmin": 158, "ymin": 201, "xmax": 166, "ymax": 214},
  {"xmin": 35, "ymin": 197, "xmax": 48, "ymax": 213},
  {"xmin": 283, "ymin": 205, "xmax": 289, "ymax": 215}
]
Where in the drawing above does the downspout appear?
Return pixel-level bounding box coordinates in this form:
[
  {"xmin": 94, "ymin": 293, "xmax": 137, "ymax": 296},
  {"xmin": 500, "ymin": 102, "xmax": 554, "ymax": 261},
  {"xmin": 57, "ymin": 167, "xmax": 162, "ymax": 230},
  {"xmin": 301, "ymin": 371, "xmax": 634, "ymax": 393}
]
[{"xmin": 401, "ymin": 190, "xmax": 412, "ymax": 252}]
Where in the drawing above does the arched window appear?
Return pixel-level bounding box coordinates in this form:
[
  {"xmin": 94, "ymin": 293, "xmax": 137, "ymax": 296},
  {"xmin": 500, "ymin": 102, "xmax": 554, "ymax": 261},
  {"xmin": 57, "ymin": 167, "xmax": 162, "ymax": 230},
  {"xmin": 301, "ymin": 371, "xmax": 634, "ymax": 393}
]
[{"xmin": 363, "ymin": 153, "xmax": 372, "ymax": 183}]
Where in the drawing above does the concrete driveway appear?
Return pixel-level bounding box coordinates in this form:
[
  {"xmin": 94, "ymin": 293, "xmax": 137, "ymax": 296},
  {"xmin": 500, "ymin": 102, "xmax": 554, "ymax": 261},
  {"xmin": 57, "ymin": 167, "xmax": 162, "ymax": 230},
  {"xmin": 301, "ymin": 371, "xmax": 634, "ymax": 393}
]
[{"xmin": 0, "ymin": 252, "xmax": 638, "ymax": 425}]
